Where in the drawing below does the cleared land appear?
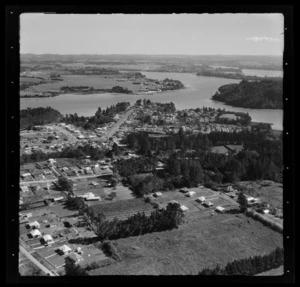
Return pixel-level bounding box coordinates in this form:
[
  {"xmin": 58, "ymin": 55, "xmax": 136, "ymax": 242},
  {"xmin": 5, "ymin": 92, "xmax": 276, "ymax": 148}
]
[{"xmin": 89, "ymin": 212, "xmax": 282, "ymax": 275}]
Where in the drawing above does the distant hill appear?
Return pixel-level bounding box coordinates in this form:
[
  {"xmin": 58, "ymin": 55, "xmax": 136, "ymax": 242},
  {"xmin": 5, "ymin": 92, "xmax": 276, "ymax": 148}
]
[{"xmin": 212, "ymin": 79, "xmax": 283, "ymax": 109}]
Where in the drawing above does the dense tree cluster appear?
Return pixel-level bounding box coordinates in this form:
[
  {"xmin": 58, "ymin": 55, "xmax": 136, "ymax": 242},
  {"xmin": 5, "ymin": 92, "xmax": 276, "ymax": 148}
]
[
  {"xmin": 128, "ymin": 174, "xmax": 164, "ymax": 197},
  {"xmin": 91, "ymin": 202, "xmax": 185, "ymax": 240},
  {"xmin": 124, "ymin": 129, "xmax": 282, "ymax": 184},
  {"xmin": 20, "ymin": 144, "xmax": 106, "ymax": 164},
  {"xmin": 20, "ymin": 107, "xmax": 63, "ymax": 130},
  {"xmin": 161, "ymin": 78, "xmax": 185, "ymax": 90},
  {"xmin": 57, "ymin": 176, "xmax": 73, "ymax": 192},
  {"xmin": 212, "ymin": 79, "xmax": 283, "ymax": 109},
  {"xmin": 64, "ymin": 257, "xmax": 89, "ymax": 276},
  {"xmin": 64, "ymin": 102, "xmax": 130, "ymax": 129},
  {"xmin": 198, "ymin": 247, "xmax": 283, "ymax": 275},
  {"xmin": 114, "ymin": 157, "xmax": 158, "ymax": 177}
]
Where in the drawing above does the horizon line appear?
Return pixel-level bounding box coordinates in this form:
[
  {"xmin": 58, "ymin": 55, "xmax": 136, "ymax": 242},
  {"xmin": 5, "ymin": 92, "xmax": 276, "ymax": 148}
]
[{"xmin": 21, "ymin": 53, "xmax": 282, "ymax": 57}]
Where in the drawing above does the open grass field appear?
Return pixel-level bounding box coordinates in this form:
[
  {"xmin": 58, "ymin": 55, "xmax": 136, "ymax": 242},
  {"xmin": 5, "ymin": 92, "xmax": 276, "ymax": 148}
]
[
  {"xmin": 255, "ymin": 266, "xmax": 284, "ymax": 276},
  {"xmin": 89, "ymin": 212, "xmax": 282, "ymax": 275}
]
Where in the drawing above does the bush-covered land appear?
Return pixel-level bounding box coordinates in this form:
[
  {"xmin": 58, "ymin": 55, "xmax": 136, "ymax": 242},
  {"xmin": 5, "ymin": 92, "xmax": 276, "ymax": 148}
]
[
  {"xmin": 123, "ymin": 128, "xmax": 282, "ymax": 189},
  {"xmin": 198, "ymin": 247, "xmax": 283, "ymax": 275},
  {"xmin": 20, "ymin": 107, "xmax": 63, "ymax": 130},
  {"xmin": 64, "ymin": 102, "xmax": 130, "ymax": 129},
  {"xmin": 212, "ymin": 79, "xmax": 283, "ymax": 109}
]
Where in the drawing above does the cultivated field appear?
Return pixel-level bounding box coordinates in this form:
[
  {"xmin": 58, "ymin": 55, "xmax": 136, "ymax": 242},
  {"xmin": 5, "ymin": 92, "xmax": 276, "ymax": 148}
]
[
  {"xmin": 89, "ymin": 212, "xmax": 283, "ymax": 275},
  {"xmin": 88, "ymin": 198, "xmax": 154, "ymax": 221}
]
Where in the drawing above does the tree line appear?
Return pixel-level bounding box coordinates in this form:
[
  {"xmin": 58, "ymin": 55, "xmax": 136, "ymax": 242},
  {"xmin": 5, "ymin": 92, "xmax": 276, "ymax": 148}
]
[
  {"xmin": 87, "ymin": 202, "xmax": 185, "ymax": 240},
  {"xmin": 198, "ymin": 247, "xmax": 283, "ymax": 275},
  {"xmin": 20, "ymin": 144, "xmax": 107, "ymax": 165}
]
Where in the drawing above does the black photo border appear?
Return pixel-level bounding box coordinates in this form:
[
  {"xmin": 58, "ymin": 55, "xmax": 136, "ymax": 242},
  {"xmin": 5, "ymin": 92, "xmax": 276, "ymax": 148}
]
[{"xmin": 5, "ymin": 4, "xmax": 294, "ymax": 284}]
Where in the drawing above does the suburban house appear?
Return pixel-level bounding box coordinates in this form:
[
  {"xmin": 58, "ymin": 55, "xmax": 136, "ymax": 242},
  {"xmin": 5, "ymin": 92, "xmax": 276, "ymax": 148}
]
[
  {"xmin": 186, "ymin": 191, "xmax": 196, "ymax": 197},
  {"xmin": 20, "ymin": 185, "xmax": 29, "ymax": 193},
  {"xmin": 67, "ymin": 253, "xmax": 84, "ymax": 264},
  {"xmin": 57, "ymin": 245, "xmax": 72, "ymax": 255},
  {"xmin": 29, "ymin": 229, "xmax": 41, "ymax": 238},
  {"xmin": 203, "ymin": 201, "xmax": 214, "ymax": 207},
  {"xmin": 42, "ymin": 234, "xmax": 54, "ymax": 245},
  {"xmin": 26, "ymin": 221, "xmax": 40, "ymax": 229},
  {"xmin": 196, "ymin": 196, "xmax": 205, "ymax": 203},
  {"xmin": 153, "ymin": 192, "xmax": 163, "ymax": 197}
]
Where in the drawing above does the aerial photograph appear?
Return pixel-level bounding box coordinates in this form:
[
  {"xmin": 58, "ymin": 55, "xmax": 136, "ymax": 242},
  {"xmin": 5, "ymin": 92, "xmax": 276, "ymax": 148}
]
[{"xmin": 18, "ymin": 13, "xmax": 285, "ymax": 277}]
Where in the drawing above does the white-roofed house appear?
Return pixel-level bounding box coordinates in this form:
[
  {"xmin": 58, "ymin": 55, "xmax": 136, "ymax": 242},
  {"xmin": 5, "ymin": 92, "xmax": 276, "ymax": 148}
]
[
  {"xmin": 180, "ymin": 205, "xmax": 189, "ymax": 212},
  {"xmin": 57, "ymin": 245, "xmax": 72, "ymax": 255},
  {"xmin": 30, "ymin": 229, "xmax": 41, "ymax": 238},
  {"xmin": 186, "ymin": 191, "xmax": 196, "ymax": 197},
  {"xmin": 196, "ymin": 196, "xmax": 205, "ymax": 203},
  {"xmin": 42, "ymin": 234, "xmax": 54, "ymax": 245},
  {"xmin": 215, "ymin": 206, "xmax": 225, "ymax": 213}
]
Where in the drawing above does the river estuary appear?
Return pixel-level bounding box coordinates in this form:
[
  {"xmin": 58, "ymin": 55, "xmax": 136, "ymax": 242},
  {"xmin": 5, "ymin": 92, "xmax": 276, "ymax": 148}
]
[{"xmin": 20, "ymin": 71, "xmax": 283, "ymax": 130}]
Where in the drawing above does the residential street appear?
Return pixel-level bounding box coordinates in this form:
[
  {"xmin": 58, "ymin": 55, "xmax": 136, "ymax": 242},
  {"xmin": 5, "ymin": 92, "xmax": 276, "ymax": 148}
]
[
  {"xmin": 103, "ymin": 107, "xmax": 135, "ymax": 139},
  {"xmin": 19, "ymin": 245, "xmax": 57, "ymax": 276}
]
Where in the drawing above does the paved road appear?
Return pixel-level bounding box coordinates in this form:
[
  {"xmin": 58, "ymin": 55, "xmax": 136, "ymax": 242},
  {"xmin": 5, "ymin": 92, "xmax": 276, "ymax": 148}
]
[
  {"xmin": 19, "ymin": 245, "xmax": 57, "ymax": 276},
  {"xmin": 103, "ymin": 107, "xmax": 135, "ymax": 139},
  {"xmin": 20, "ymin": 172, "xmax": 111, "ymax": 185}
]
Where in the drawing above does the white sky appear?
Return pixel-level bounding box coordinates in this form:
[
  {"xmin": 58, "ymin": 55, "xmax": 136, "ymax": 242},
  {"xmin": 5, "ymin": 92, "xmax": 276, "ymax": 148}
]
[{"xmin": 20, "ymin": 13, "xmax": 284, "ymax": 55}]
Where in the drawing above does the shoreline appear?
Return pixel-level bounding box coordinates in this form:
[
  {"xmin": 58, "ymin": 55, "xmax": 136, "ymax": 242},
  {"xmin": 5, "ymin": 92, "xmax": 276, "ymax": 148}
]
[{"xmin": 211, "ymin": 98, "xmax": 283, "ymax": 111}]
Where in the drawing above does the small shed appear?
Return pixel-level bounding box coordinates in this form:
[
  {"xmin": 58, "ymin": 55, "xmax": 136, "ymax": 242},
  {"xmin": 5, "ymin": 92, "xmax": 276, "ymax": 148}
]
[
  {"xmin": 30, "ymin": 229, "xmax": 41, "ymax": 238},
  {"xmin": 85, "ymin": 196, "xmax": 101, "ymax": 201},
  {"xmin": 263, "ymin": 209, "xmax": 270, "ymax": 214},
  {"xmin": 153, "ymin": 192, "xmax": 163, "ymax": 197},
  {"xmin": 51, "ymin": 196, "xmax": 64, "ymax": 202},
  {"xmin": 180, "ymin": 188, "xmax": 189, "ymax": 193},
  {"xmin": 215, "ymin": 206, "xmax": 225, "ymax": 213},
  {"xmin": 180, "ymin": 205, "xmax": 189, "ymax": 212}
]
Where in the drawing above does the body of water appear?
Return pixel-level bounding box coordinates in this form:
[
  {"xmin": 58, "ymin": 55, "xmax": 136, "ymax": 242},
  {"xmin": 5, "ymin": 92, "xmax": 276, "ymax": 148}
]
[{"xmin": 20, "ymin": 71, "xmax": 283, "ymax": 130}]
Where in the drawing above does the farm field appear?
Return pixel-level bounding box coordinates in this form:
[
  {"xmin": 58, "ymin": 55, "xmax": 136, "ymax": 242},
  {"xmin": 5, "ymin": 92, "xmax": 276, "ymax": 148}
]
[
  {"xmin": 88, "ymin": 198, "xmax": 154, "ymax": 221},
  {"xmin": 22, "ymin": 75, "xmax": 145, "ymax": 95},
  {"xmin": 89, "ymin": 213, "xmax": 283, "ymax": 275}
]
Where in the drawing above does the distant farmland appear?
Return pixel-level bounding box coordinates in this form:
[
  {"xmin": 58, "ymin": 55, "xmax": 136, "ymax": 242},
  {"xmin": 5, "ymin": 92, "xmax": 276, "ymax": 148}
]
[
  {"xmin": 21, "ymin": 75, "xmax": 144, "ymax": 94},
  {"xmin": 89, "ymin": 213, "xmax": 283, "ymax": 275}
]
